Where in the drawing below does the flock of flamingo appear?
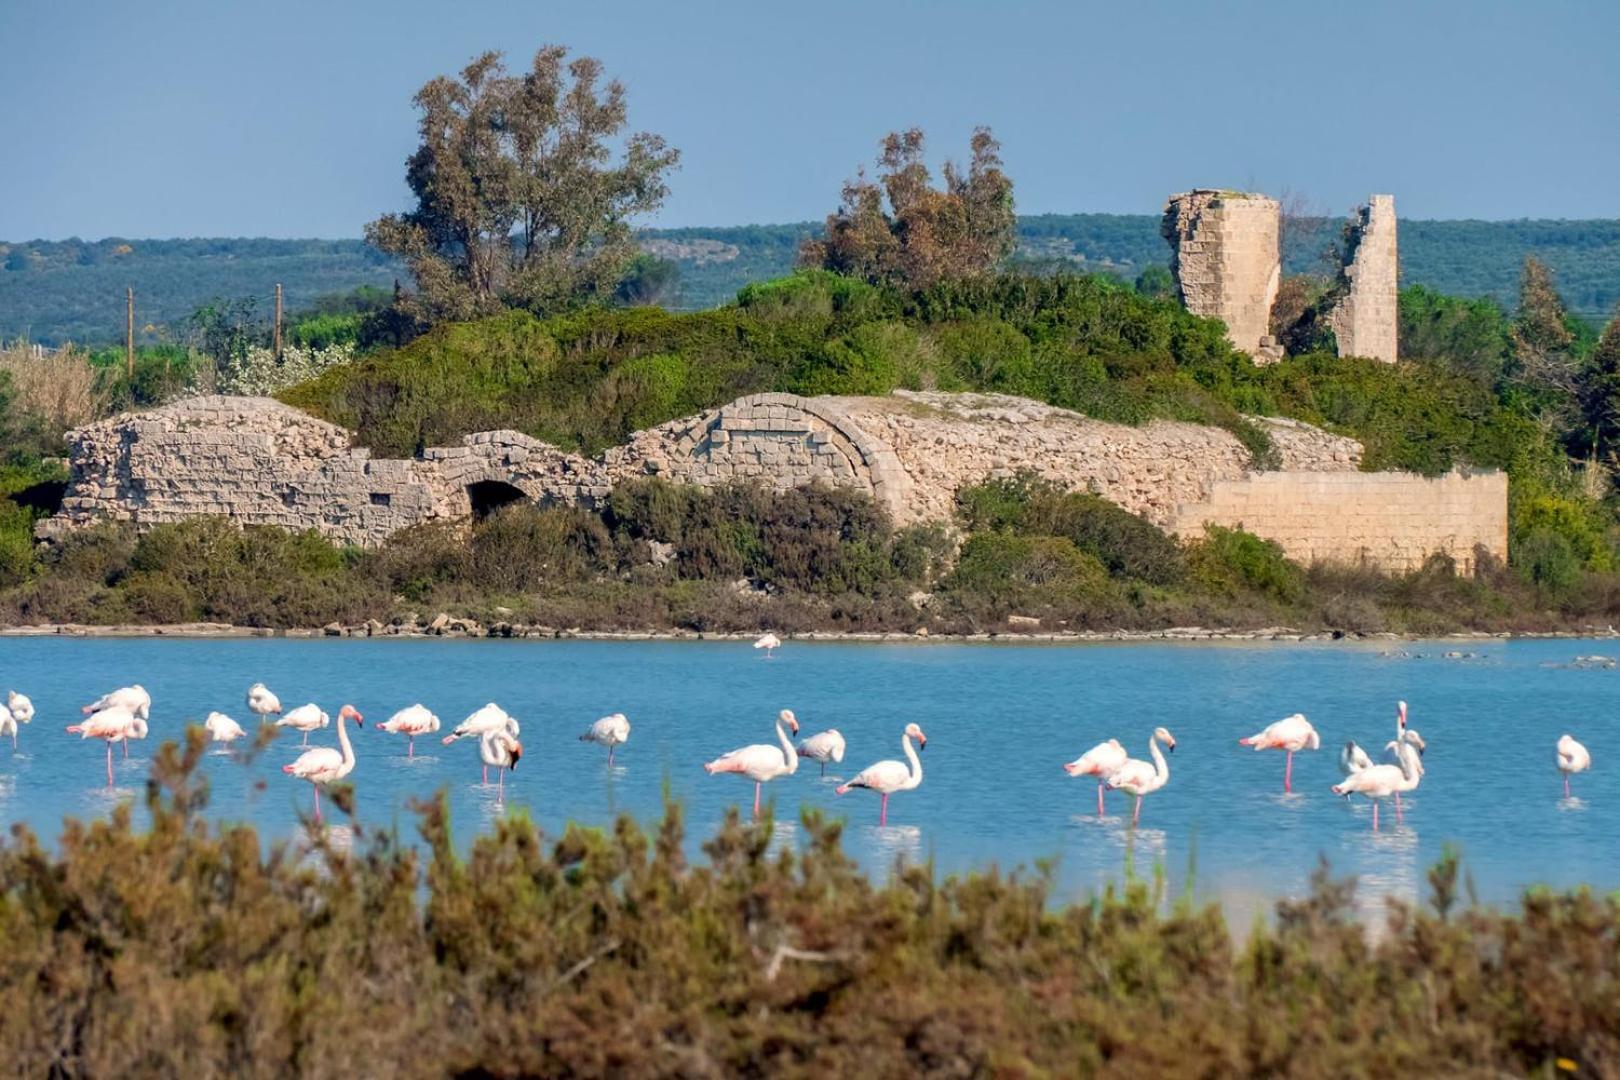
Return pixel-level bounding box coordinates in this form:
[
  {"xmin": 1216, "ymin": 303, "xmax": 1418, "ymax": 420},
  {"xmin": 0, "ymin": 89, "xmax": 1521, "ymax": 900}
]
[{"xmin": 0, "ymin": 633, "xmax": 1599, "ymax": 831}]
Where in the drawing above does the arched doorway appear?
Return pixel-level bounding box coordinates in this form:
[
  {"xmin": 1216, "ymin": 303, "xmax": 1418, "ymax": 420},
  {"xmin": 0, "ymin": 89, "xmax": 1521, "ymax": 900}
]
[{"xmin": 466, "ymin": 480, "xmax": 529, "ymax": 521}]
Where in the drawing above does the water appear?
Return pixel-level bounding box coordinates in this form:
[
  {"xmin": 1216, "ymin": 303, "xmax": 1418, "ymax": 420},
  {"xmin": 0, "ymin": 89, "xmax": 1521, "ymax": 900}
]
[{"xmin": 0, "ymin": 635, "xmax": 1612, "ymax": 916}]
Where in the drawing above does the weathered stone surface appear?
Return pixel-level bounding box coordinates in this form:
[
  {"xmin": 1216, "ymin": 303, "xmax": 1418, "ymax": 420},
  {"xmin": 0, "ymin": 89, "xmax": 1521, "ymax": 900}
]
[
  {"xmin": 1326, "ymin": 194, "xmax": 1399, "ymax": 364},
  {"xmin": 38, "ymin": 391, "xmax": 1505, "ymax": 575},
  {"xmin": 1162, "ymin": 190, "xmax": 1282, "ymax": 359}
]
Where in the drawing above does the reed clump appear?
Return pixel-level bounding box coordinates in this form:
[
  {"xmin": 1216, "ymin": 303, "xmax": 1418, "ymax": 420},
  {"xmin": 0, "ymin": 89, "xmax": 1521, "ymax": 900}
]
[{"xmin": 0, "ymin": 731, "xmax": 1615, "ymax": 1075}]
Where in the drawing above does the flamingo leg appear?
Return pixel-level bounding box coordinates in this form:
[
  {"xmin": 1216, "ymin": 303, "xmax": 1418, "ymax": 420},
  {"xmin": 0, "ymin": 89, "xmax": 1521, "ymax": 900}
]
[
  {"xmin": 408, "ymin": 736, "xmax": 415, "ymax": 759},
  {"xmin": 302, "ymin": 730, "xmax": 309, "ymax": 747},
  {"xmin": 879, "ymin": 792, "xmax": 889, "ymax": 827},
  {"xmin": 482, "ymin": 765, "xmax": 489, "ymax": 785},
  {"xmin": 753, "ymin": 783, "xmax": 762, "ymax": 819},
  {"xmin": 1372, "ymin": 801, "xmax": 1380, "ymax": 831},
  {"xmin": 1096, "ymin": 782, "xmax": 1105, "ymax": 817},
  {"xmin": 1284, "ymin": 750, "xmax": 1293, "ymax": 793},
  {"xmin": 1133, "ymin": 796, "xmax": 1142, "ymax": 826},
  {"xmin": 123, "ymin": 739, "xmax": 129, "ymax": 760},
  {"xmin": 1395, "ymin": 791, "xmax": 1404, "ymax": 820},
  {"xmin": 608, "ymin": 746, "xmax": 615, "ymax": 767},
  {"xmin": 312, "ymin": 784, "xmax": 321, "ymax": 823},
  {"xmin": 498, "ymin": 768, "xmax": 505, "ymax": 799},
  {"xmin": 105, "ymin": 741, "xmax": 114, "ymax": 787},
  {"xmin": 1564, "ymin": 775, "xmax": 1571, "ymax": 798},
  {"xmin": 820, "ymin": 761, "xmax": 827, "ymax": 778}
]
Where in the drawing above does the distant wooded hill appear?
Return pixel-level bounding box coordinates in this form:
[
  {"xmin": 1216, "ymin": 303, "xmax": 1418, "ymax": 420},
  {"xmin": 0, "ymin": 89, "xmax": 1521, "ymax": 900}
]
[{"xmin": 4, "ymin": 216, "xmax": 1617, "ymax": 345}]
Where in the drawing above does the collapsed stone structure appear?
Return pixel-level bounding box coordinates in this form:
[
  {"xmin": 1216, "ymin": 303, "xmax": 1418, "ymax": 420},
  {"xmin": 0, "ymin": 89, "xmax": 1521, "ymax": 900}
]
[
  {"xmin": 1162, "ymin": 189, "xmax": 1399, "ymax": 365},
  {"xmin": 41, "ymin": 393, "xmax": 1506, "ymax": 575}
]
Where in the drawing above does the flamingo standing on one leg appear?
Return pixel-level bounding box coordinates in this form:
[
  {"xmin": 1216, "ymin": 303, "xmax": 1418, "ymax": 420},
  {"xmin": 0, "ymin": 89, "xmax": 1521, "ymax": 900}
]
[
  {"xmin": 1331, "ymin": 737, "xmax": 1420, "ymax": 831},
  {"xmin": 281, "ymin": 705, "xmax": 363, "ymax": 823},
  {"xmin": 1383, "ymin": 725, "xmax": 1427, "ymax": 819},
  {"xmin": 276, "ymin": 703, "xmax": 330, "ymax": 747},
  {"xmin": 6, "ymin": 691, "xmax": 34, "ymax": 749},
  {"xmin": 1558, "ymin": 734, "xmax": 1592, "ymax": 798},
  {"xmin": 704, "ymin": 709, "xmax": 800, "ymax": 818},
  {"xmin": 377, "ymin": 704, "xmax": 440, "ymax": 758},
  {"xmin": 82, "ymin": 686, "xmax": 151, "ymax": 758},
  {"xmin": 247, "ymin": 683, "xmax": 283, "ymax": 724},
  {"xmin": 442, "ymin": 704, "xmax": 520, "ymax": 784},
  {"xmin": 204, "ymin": 712, "xmax": 247, "ymax": 744},
  {"xmin": 753, "ymin": 632, "xmax": 781, "ymax": 659},
  {"xmin": 1108, "ymin": 727, "xmax": 1176, "ymax": 826},
  {"xmin": 1239, "ymin": 713, "xmax": 1320, "ymax": 793},
  {"xmin": 836, "ymin": 722, "xmax": 927, "ymax": 826},
  {"xmin": 479, "ymin": 728, "xmax": 523, "ymax": 800},
  {"xmin": 1064, "ymin": 738, "xmax": 1128, "ymax": 815},
  {"xmin": 579, "ymin": 712, "xmax": 631, "ymax": 766},
  {"xmin": 797, "ymin": 723, "xmax": 846, "ymax": 778},
  {"xmin": 66, "ymin": 705, "xmax": 139, "ymax": 786}
]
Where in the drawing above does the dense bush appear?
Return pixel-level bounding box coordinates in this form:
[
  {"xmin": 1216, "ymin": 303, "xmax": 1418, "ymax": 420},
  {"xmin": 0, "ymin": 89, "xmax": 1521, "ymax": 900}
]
[{"xmin": 0, "ymin": 742, "xmax": 1616, "ymax": 1074}]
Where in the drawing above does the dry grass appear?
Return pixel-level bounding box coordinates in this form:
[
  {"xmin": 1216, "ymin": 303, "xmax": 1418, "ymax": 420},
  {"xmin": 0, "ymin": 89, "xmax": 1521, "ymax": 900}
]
[{"xmin": 0, "ymin": 342, "xmax": 112, "ymax": 435}]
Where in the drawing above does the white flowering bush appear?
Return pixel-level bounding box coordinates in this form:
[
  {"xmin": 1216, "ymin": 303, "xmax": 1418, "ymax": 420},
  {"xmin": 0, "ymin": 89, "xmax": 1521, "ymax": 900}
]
[{"xmin": 216, "ymin": 343, "xmax": 355, "ymax": 396}]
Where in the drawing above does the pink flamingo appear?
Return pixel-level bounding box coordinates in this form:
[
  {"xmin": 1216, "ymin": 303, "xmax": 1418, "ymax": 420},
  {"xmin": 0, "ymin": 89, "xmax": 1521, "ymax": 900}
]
[
  {"xmin": 704, "ymin": 709, "xmax": 800, "ymax": 818},
  {"xmin": 1239, "ymin": 713, "xmax": 1320, "ymax": 792},
  {"xmin": 797, "ymin": 723, "xmax": 847, "ymax": 778},
  {"xmin": 377, "ymin": 703, "xmax": 440, "ymax": 758},
  {"xmin": 579, "ymin": 712, "xmax": 631, "ymax": 766},
  {"xmin": 1107, "ymin": 727, "xmax": 1176, "ymax": 826},
  {"xmin": 82, "ymin": 686, "xmax": 151, "ymax": 759},
  {"xmin": 281, "ymin": 705, "xmax": 363, "ymax": 822},
  {"xmin": 1330, "ymin": 737, "xmax": 1420, "ymax": 831},
  {"xmin": 442, "ymin": 704, "xmax": 519, "ymax": 783},
  {"xmin": 66, "ymin": 705, "xmax": 140, "ymax": 786},
  {"xmin": 479, "ymin": 728, "xmax": 523, "ymax": 799},
  {"xmin": 836, "ymin": 723, "xmax": 927, "ymax": 826},
  {"xmin": 1064, "ymin": 738, "xmax": 1128, "ymax": 815},
  {"xmin": 1558, "ymin": 734, "xmax": 1592, "ymax": 797}
]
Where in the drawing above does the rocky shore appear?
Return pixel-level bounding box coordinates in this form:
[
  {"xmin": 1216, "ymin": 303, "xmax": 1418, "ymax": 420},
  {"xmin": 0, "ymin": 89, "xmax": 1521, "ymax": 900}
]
[{"xmin": 2, "ymin": 614, "xmax": 1615, "ymax": 644}]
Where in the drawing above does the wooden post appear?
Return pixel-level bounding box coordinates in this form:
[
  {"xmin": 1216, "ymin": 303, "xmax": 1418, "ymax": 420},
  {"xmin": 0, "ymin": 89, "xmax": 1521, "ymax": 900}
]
[
  {"xmin": 273, "ymin": 282, "xmax": 283, "ymax": 360},
  {"xmin": 126, "ymin": 287, "xmax": 135, "ymax": 379}
]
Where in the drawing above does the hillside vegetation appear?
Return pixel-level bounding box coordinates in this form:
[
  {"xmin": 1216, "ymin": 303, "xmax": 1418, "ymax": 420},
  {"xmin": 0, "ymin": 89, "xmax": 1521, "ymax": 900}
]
[
  {"xmin": 0, "ymin": 742, "xmax": 1615, "ymax": 1075},
  {"xmin": 7, "ymin": 216, "xmax": 1618, "ymax": 344}
]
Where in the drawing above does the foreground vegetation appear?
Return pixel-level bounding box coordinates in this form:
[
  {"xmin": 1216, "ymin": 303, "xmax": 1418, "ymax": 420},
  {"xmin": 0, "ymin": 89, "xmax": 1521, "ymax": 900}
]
[{"xmin": 0, "ymin": 735, "xmax": 1614, "ymax": 1074}]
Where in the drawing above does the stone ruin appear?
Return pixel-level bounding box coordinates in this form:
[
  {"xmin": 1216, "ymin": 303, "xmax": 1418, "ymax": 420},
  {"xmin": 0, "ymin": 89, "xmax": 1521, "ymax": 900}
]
[
  {"xmin": 38, "ymin": 392, "xmax": 1506, "ymax": 575},
  {"xmin": 1162, "ymin": 189, "xmax": 1399, "ymax": 365}
]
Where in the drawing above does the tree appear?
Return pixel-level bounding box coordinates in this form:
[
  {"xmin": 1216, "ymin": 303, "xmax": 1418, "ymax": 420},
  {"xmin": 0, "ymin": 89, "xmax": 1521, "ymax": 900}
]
[
  {"xmin": 1578, "ymin": 308, "xmax": 1620, "ymax": 455},
  {"xmin": 367, "ymin": 47, "xmax": 680, "ymax": 329},
  {"xmin": 800, "ymin": 127, "xmax": 1015, "ymax": 290},
  {"xmin": 1511, "ymin": 256, "xmax": 1578, "ymax": 393}
]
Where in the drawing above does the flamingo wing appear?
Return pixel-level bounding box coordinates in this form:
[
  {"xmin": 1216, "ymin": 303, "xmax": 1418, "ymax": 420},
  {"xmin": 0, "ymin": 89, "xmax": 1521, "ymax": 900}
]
[
  {"xmin": 8, "ymin": 693, "xmax": 33, "ymax": 723},
  {"xmin": 844, "ymin": 758, "xmax": 911, "ymax": 793},
  {"xmin": 1066, "ymin": 739, "xmax": 1126, "ymax": 777},
  {"xmin": 1332, "ymin": 762, "xmax": 1402, "ymax": 797},
  {"xmin": 705, "ymin": 743, "xmax": 789, "ymax": 780},
  {"xmin": 1106, "ymin": 758, "xmax": 1158, "ymax": 794},
  {"xmin": 1341, "ymin": 741, "xmax": 1373, "ymax": 776},
  {"xmin": 797, "ymin": 730, "xmax": 844, "ymax": 762},
  {"xmin": 284, "ymin": 746, "xmax": 343, "ymax": 781}
]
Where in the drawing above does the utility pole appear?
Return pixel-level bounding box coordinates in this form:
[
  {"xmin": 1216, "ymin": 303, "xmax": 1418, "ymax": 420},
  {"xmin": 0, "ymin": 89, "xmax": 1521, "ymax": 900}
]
[
  {"xmin": 125, "ymin": 287, "xmax": 135, "ymax": 379},
  {"xmin": 273, "ymin": 282, "xmax": 283, "ymax": 360}
]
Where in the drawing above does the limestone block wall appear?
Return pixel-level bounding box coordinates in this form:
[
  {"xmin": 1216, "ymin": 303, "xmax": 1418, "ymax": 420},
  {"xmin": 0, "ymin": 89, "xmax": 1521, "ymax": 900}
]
[
  {"xmin": 1169, "ymin": 469, "xmax": 1507, "ymax": 573},
  {"xmin": 1161, "ymin": 190, "xmax": 1282, "ymax": 359},
  {"xmin": 1327, "ymin": 194, "xmax": 1399, "ymax": 363}
]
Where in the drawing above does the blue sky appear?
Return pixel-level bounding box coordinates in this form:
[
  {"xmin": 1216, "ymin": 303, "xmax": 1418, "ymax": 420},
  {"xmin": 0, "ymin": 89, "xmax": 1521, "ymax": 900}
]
[{"xmin": 2, "ymin": 0, "xmax": 1615, "ymax": 239}]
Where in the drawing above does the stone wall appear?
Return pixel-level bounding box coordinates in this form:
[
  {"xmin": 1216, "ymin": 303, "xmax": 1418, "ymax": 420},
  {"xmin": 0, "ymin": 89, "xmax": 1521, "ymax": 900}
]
[
  {"xmin": 1326, "ymin": 194, "xmax": 1400, "ymax": 363},
  {"xmin": 40, "ymin": 392, "xmax": 1506, "ymax": 575},
  {"xmin": 1161, "ymin": 190, "xmax": 1283, "ymax": 361},
  {"xmin": 1169, "ymin": 468, "xmax": 1507, "ymax": 573}
]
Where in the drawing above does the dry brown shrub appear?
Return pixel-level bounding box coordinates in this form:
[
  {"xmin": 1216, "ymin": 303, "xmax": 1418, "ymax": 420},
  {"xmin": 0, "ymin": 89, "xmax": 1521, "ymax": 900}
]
[{"xmin": 0, "ymin": 342, "xmax": 113, "ymax": 432}]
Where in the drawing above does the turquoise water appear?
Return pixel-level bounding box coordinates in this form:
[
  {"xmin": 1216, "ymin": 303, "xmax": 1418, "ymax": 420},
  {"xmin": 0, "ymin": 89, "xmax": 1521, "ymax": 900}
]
[{"xmin": 0, "ymin": 636, "xmax": 1611, "ymax": 913}]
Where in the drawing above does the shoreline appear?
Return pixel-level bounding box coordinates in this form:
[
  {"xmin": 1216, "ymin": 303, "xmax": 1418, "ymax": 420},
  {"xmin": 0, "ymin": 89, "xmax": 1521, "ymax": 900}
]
[{"xmin": 2, "ymin": 620, "xmax": 1617, "ymax": 644}]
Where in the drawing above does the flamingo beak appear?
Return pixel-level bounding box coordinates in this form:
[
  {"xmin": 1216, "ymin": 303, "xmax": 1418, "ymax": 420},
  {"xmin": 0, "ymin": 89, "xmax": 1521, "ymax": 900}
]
[
  {"xmin": 511, "ymin": 743, "xmax": 523, "ymax": 769},
  {"xmin": 917, "ymin": 736, "xmax": 927, "ymax": 751}
]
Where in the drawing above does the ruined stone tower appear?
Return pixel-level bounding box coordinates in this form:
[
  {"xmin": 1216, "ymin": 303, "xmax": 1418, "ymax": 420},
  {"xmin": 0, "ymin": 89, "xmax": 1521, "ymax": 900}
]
[
  {"xmin": 1325, "ymin": 194, "xmax": 1399, "ymax": 363},
  {"xmin": 1161, "ymin": 190, "xmax": 1282, "ymax": 360}
]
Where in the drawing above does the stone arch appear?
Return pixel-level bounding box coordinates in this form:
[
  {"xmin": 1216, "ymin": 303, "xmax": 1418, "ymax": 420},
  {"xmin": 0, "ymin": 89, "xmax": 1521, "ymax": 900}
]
[{"xmin": 466, "ymin": 479, "xmax": 531, "ymax": 521}]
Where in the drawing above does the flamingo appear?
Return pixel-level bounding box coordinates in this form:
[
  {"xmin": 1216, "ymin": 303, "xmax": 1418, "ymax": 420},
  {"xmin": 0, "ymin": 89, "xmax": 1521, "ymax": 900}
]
[
  {"xmin": 377, "ymin": 704, "xmax": 440, "ymax": 758},
  {"xmin": 1331, "ymin": 737, "xmax": 1421, "ymax": 830},
  {"xmin": 1383, "ymin": 727, "xmax": 1427, "ymax": 817},
  {"xmin": 578, "ymin": 712, "xmax": 631, "ymax": 766},
  {"xmin": 276, "ymin": 703, "xmax": 330, "ymax": 747},
  {"xmin": 246, "ymin": 683, "xmax": 283, "ymax": 722},
  {"xmin": 704, "ymin": 709, "xmax": 800, "ymax": 818},
  {"xmin": 82, "ymin": 686, "xmax": 151, "ymax": 758},
  {"xmin": 754, "ymin": 632, "xmax": 781, "ymax": 659},
  {"xmin": 1339, "ymin": 701, "xmax": 1414, "ymax": 803},
  {"xmin": 1239, "ymin": 713, "xmax": 1320, "ymax": 792},
  {"xmin": 204, "ymin": 712, "xmax": 246, "ymax": 743},
  {"xmin": 66, "ymin": 705, "xmax": 140, "ymax": 786},
  {"xmin": 1338, "ymin": 740, "xmax": 1374, "ymax": 800},
  {"xmin": 443, "ymin": 703, "xmax": 520, "ymax": 783},
  {"xmin": 1557, "ymin": 734, "xmax": 1592, "ymax": 797},
  {"xmin": 7, "ymin": 690, "xmax": 34, "ymax": 739},
  {"xmin": 1064, "ymin": 738, "xmax": 1129, "ymax": 815},
  {"xmin": 836, "ymin": 722, "xmax": 927, "ymax": 826},
  {"xmin": 479, "ymin": 728, "xmax": 523, "ymax": 799},
  {"xmin": 281, "ymin": 705, "xmax": 363, "ymax": 822},
  {"xmin": 797, "ymin": 724, "xmax": 846, "ymax": 778},
  {"xmin": 1107, "ymin": 728, "xmax": 1176, "ymax": 826}
]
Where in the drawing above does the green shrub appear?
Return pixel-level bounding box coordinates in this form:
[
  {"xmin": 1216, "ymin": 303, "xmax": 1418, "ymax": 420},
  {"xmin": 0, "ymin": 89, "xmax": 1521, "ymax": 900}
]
[
  {"xmin": 1515, "ymin": 527, "xmax": 1583, "ymax": 593},
  {"xmin": 1186, "ymin": 526, "xmax": 1305, "ymax": 604},
  {"xmin": 944, "ymin": 532, "xmax": 1116, "ymax": 609},
  {"xmin": 929, "ymin": 318, "xmax": 1034, "ymax": 393}
]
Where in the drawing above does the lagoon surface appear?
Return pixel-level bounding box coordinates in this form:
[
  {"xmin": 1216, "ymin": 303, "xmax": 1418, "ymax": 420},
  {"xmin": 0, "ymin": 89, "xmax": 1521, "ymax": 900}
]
[{"xmin": 0, "ymin": 635, "xmax": 1612, "ymax": 914}]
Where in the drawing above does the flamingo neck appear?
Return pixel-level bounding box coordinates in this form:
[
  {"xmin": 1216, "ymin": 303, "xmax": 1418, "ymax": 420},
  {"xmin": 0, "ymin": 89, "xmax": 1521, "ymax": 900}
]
[
  {"xmin": 776, "ymin": 718, "xmax": 798, "ymax": 774},
  {"xmin": 337, "ymin": 713, "xmax": 355, "ymax": 768},
  {"xmin": 1149, "ymin": 736, "xmax": 1168, "ymax": 781},
  {"xmin": 901, "ymin": 733, "xmax": 923, "ymax": 790}
]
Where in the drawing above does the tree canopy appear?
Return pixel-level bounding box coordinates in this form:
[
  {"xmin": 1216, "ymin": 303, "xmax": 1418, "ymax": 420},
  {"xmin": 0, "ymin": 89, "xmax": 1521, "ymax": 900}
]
[
  {"xmin": 800, "ymin": 128, "xmax": 1015, "ymax": 290},
  {"xmin": 366, "ymin": 46, "xmax": 679, "ymax": 329}
]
